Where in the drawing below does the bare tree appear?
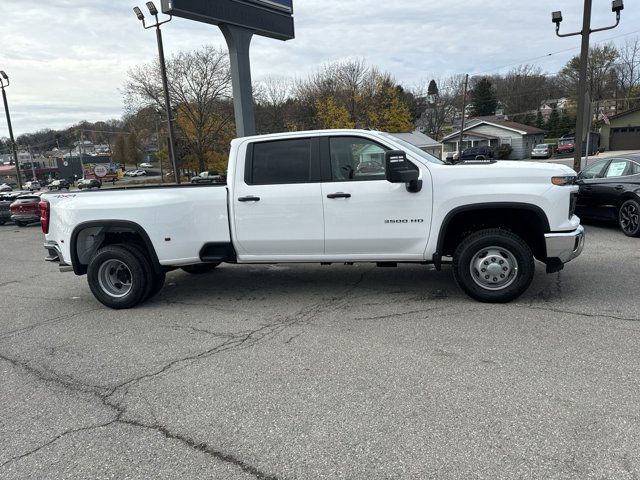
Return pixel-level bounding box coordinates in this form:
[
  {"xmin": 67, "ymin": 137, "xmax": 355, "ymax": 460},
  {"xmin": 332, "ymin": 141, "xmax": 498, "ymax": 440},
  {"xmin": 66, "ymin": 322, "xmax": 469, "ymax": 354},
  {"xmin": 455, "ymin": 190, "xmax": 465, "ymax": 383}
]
[
  {"xmin": 124, "ymin": 45, "xmax": 233, "ymax": 172},
  {"xmin": 557, "ymin": 44, "xmax": 619, "ymax": 101},
  {"xmin": 615, "ymin": 38, "xmax": 640, "ymax": 110},
  {"xmin": 254, "ymin": 76, "xmax": 294, "ymax": 133},
  {"xmin": 414, "ymin": 75, "xmax": 466, "ymax": 140},
  {"xmin": 493, "ymin": 65, "xmax": 552, "ymax": 116}
]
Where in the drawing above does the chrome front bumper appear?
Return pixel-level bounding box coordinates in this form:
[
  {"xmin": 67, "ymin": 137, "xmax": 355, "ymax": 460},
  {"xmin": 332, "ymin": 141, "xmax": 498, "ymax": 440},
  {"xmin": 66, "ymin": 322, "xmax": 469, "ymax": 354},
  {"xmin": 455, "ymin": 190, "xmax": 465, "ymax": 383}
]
[{"xmin": 545, "ymin": 225, "xmax": 585, "ymax": 269}]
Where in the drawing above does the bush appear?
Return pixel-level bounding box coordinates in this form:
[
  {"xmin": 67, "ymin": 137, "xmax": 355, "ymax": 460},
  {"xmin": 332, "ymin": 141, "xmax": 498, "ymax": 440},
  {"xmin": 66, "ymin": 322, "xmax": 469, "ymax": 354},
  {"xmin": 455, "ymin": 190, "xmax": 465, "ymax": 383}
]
[{"xmin": 498, "ymin": 144, "xmax": 513, "ymax": 159}]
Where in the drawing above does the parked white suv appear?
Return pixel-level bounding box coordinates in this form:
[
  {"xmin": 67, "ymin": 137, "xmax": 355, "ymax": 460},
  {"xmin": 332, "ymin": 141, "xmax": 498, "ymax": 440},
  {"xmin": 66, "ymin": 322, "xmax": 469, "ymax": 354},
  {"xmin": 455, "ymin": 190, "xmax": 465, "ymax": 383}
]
[{"xmin": 41, "ymin": 129, "xmax": 584, "ymax": 309}]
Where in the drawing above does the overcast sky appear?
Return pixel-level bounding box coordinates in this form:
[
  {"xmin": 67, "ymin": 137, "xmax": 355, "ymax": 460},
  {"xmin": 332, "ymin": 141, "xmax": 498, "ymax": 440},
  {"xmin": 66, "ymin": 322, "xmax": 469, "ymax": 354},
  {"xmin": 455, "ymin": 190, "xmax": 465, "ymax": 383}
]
[{"xmin": 0, "ymin": 0, "xmax": 639, "ymax": 135}]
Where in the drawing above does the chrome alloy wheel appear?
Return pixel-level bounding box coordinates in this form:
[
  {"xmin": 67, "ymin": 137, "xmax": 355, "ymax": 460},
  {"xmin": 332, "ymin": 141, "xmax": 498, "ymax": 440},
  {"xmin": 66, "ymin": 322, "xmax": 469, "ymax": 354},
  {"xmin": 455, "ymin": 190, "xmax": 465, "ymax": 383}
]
[
  {"xmin": 97, "ymin": 259, "xmax": 133, "ymax": 298},
  {"xmin": 469, "ymin": 246, "xmax": 519, "ymax": 291},
  {"xmin": 620, "ymin": 202, "xmax": 639, "ymax": 234}
]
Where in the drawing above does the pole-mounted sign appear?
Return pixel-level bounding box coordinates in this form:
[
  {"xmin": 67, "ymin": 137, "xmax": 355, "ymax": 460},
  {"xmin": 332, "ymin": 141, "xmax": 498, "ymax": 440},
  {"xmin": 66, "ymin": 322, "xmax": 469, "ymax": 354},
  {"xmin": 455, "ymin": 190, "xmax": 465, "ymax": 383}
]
[{"xmin": 160, "ymin": 0, "xmax": 295, "ymax": 137}]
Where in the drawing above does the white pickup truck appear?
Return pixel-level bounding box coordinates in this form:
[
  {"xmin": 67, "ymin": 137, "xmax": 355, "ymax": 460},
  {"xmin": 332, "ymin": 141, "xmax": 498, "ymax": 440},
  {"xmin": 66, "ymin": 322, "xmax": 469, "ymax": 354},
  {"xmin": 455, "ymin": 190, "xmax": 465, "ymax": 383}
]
[{"xmin": 40, "ymin": 129, "xmax": 584, "ymax": 309}]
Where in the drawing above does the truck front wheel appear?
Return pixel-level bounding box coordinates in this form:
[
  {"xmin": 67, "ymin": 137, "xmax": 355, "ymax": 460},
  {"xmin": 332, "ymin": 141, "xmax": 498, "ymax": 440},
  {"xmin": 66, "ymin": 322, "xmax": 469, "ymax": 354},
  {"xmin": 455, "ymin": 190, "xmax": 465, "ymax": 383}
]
[
  {"xmin": 453, "ymin": 229, "xmax": 535, "ymax": 303},
  {"xmin": 87, "ymin": 245, "xmax": 149, "ymax": 309}
]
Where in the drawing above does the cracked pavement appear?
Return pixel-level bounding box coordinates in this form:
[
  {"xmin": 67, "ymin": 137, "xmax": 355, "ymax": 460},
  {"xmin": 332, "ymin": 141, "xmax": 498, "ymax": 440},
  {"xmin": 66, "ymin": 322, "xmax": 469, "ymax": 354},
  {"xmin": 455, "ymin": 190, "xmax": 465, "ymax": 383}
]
[{"xmin": 1, "ymin": 222, "xmax": 639, "ymax": 479}]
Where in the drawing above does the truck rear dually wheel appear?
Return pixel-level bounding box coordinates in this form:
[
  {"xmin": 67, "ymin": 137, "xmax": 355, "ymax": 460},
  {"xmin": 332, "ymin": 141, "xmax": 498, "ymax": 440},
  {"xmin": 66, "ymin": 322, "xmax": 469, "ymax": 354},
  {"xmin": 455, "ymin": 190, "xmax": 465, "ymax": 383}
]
[
  {"xmin": 120, "ymin": 243, "xmax": 166, "ymax": 301},
  {"xmin": 453, "ymin": 229, "xmax": 535, "ymax": 303},
  {"xmin": 87, "ymin": 245, "xmax": 149, "ymax": 309}
]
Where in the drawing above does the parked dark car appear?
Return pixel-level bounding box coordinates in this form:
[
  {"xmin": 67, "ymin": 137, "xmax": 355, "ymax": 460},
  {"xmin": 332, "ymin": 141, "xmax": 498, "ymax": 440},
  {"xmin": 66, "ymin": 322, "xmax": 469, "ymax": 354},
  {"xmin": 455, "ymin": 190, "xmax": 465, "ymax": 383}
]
[
  {"xmin": 575, "ymin": 156, "xmax": 640, "ymax": 237},
  {"xmin": 48, "ymin": 179, "xmax": 71, "ymax": 191},
  {"xmin": 460, "ymin": 146, "xmax": 494, "ymax": 161},
  {"xmin": 191, "ymin": 171, "xmax": 225, "ymax": 184},
  {"xmin": 0, "ymin": 191, "xmax": 28, "ymax": 225},
  {"xmin": 9, "ymin": 194, "xmax": 43, "ymax": 227},
  {"xmin": 77, "ymin": 178, "xmax": 102, "ymax": 190}
]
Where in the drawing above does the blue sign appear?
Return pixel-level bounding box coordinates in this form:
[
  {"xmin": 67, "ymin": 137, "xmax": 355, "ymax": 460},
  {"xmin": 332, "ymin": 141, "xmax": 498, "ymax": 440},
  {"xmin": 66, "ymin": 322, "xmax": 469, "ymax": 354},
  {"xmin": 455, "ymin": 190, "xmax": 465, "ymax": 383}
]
[{"xmin": 249, "ymin": 0, "xmax": 292, "ymax": 13}]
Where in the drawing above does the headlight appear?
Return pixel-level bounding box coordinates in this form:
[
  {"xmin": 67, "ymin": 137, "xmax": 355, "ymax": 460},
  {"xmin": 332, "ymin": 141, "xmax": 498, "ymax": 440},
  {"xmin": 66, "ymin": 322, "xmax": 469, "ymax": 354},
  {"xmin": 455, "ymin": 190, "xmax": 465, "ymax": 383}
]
[{"xmin": 551, "ymin": 176, "xmax": 576, "ymax": 186}]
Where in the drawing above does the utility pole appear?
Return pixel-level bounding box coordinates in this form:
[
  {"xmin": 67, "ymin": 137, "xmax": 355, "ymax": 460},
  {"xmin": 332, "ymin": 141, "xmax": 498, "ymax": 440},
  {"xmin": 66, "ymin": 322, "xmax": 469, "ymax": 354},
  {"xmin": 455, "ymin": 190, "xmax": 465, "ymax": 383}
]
[
  {"xmin": 457, "ymin": 74, "xmax": 469, "ymax": 163},
  {"xmin": 133, "ymin": 3, "xmax": 180, "ymax": 184},
  {"xmin": 27, "ymin": 145, "xmax": 36, "ymax": 181},
  {"xmin": 0, "ymin": 71, "xmax": 23, "ymax": 189},
  {"xmin": 553, "ymin": 0, "xmax": 624, "ymax": 172}
]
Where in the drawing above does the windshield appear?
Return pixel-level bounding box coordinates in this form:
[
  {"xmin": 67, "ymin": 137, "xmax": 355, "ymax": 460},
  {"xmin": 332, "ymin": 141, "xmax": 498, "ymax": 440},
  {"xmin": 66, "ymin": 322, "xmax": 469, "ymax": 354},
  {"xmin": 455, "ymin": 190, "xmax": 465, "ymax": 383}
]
[
  {"xmin": 380, "ymin": 132, "xmax": 444, "ymax": 165},
  {"xmin": 535, "ymin": 144, "xmax": 547, "ymax": 149}
]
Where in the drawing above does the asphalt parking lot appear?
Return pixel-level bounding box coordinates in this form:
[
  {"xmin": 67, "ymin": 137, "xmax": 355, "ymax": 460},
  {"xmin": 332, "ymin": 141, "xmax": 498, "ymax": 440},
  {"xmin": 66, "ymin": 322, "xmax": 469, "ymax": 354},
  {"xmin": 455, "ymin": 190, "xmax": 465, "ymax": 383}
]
[{"xmin": 1, "ymin": 223, "xmax": 639, "ymax": 479}]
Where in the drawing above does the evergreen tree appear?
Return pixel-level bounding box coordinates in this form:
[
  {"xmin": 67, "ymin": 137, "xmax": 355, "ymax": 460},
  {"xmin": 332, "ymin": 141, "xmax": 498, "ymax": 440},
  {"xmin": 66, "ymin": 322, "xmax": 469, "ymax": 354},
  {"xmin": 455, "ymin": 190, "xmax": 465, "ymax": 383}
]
[
  {"xmin": 535, "ymin": 110, "xmax": 544, "ymax": 129},
  {"xmin": 427, "ymin": 79, "xmax": 439, "ymax": 97},
  {"xmin": 546, "ymin": 107, "xmax": 560, "ymax": 138},
  {"xmin": 558, "ymin": 110, "xmax": 575, "ymax": 137},
  {"xmin": 469, "ymin": 77, "xmax": 498, "ymax": 117}
]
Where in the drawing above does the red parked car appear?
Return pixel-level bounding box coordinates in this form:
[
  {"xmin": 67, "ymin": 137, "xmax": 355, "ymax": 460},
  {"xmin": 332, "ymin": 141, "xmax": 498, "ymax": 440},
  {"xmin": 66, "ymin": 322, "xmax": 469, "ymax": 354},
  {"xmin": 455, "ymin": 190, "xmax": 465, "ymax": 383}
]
[{"xmin": 10, "ymin": 193, "xmax": 43, "ymax": 227}]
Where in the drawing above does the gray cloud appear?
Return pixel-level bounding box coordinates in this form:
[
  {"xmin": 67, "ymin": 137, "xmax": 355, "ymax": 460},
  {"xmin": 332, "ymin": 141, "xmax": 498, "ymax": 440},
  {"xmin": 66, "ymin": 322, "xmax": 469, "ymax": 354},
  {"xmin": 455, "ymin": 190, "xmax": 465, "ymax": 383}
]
[{"xmin": 0, "ymin": 0, "xmax": 638, "ymax": 134}]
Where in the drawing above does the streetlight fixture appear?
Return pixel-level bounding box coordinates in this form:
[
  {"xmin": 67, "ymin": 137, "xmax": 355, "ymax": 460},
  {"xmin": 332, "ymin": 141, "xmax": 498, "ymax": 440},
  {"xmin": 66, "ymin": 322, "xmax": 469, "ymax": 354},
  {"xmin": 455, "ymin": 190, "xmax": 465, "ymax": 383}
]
[
  {"xmin": 0, "ymin": 70, "xmax": 23, "ymax": 189},
  {"xmin": 552, "ymin": 0, "xmax": 624, "ymax": 172},
  {"xmin": 133, "ymin": 2, "xmax": 180, "ymax": 184}
]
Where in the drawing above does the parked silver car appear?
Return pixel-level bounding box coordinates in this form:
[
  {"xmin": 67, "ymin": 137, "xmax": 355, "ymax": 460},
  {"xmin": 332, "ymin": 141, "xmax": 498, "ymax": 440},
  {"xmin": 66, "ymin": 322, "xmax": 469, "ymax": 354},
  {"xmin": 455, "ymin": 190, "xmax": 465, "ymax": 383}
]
[{"xmin": 531, "ymin": 144, "xmax": 552, "ymax": 159}]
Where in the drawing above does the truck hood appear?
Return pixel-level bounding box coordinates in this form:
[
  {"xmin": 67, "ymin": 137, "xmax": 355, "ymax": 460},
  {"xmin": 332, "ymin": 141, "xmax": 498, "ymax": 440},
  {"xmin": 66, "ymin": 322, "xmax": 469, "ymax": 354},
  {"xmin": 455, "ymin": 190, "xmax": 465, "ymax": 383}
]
[
  {"xmin": 435, "ymin": 160, "xmax": 577, "ymax": 187},
  {"xmin": 497, "ymin": 161, "xmax": 576, "ymax": 175}
]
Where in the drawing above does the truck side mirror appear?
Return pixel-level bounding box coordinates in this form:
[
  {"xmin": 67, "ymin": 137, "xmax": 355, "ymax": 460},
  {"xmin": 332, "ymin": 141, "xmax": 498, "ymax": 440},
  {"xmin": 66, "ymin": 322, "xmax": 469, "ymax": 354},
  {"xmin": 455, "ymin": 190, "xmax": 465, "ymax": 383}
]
[{"xmin": 385, "ymin": 150, "xmax": 421, "ymax": 192}]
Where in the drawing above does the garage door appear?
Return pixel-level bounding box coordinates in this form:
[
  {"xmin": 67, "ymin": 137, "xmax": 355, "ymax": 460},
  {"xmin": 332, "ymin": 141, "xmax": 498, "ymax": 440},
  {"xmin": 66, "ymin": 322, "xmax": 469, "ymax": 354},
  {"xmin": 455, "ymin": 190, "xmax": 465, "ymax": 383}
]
[{"xmin": 610, "ymin": 126, "xmax": 640, "ymax": 150}]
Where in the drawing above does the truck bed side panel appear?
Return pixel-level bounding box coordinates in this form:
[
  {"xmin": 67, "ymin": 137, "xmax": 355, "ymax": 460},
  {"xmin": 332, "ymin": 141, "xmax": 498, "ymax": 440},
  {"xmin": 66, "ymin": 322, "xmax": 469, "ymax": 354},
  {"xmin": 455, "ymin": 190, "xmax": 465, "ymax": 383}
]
[{"xmin": 44, "ymin": 187, "xmax": 230, "ymax": 266}]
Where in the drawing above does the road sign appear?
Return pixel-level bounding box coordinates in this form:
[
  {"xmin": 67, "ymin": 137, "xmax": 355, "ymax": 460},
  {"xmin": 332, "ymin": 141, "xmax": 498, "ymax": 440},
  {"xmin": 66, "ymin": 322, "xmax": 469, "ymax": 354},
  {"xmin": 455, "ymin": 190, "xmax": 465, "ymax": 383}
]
[
  {"xmin": 93, "ymin": 165, "xmax": 108, "ymax": 178},
  {"xmin": 161, "ymin": 0, "xmax": 295, "ymax": 40}
]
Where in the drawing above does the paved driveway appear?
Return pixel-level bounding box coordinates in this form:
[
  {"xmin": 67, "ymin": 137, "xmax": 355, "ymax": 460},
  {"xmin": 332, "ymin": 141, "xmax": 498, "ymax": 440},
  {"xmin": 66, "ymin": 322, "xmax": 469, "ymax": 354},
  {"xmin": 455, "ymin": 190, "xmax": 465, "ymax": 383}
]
[{"xmin": 1, "ymin": 223, "xmax": 639, "ymax": 479}]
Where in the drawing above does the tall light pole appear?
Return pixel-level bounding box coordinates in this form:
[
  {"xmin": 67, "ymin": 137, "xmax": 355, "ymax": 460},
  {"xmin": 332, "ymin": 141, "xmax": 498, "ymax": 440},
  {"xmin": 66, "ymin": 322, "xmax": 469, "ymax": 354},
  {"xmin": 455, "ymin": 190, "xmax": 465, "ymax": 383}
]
[
  {"xmin": 134, "ymin": 2, "xmax": 180, "ymax": 184},
  {"xmin": 0, "ymin": 71, "xmax": 23, "ymax": 189},
  {"xmin": 552, "ymin": 0, "xmax": 624, "ymax": 173}
]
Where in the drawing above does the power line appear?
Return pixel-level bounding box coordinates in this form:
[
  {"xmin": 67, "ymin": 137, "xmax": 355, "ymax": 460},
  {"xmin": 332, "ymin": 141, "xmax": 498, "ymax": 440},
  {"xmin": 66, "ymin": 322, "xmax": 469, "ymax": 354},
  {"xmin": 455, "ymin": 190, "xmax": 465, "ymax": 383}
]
[{"xmin": 472, "ymin": 28, "xmax": 640, "ymax": 76}]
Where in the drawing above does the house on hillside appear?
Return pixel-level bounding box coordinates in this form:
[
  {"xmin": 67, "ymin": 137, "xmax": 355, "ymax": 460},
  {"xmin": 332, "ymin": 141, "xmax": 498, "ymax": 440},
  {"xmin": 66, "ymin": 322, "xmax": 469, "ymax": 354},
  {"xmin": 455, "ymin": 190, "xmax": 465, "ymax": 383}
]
[
  {"xmin": 442, "ymin": 116, "xmax": 545, "ymax": 160},
  {"xmin": 391, "ymin": 131, "xmax": 442, "ymax": 159},
  {"xmin": 600, "ymin": 107, "xmax": 640, "ymax": 151},
  {"xmin": 540, "ymin": 98, "xmax": 570, "ymax": 119}
]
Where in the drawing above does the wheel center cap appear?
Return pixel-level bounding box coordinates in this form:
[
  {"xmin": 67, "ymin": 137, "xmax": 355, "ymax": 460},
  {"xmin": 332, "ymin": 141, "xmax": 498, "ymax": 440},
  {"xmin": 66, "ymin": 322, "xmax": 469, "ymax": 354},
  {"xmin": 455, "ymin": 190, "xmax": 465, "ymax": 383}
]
[{"xmin": 487, "ymin": 263, "xmax": 503, "ymax": 276}]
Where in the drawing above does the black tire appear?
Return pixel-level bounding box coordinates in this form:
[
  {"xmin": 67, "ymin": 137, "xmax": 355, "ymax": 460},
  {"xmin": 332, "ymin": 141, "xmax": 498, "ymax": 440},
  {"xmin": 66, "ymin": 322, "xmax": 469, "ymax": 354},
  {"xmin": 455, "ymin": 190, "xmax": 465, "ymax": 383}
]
[
  {"xmin": 87, "ymin": 245, "xmax": 149, "ymax": 309},
  {"xmin": 0, "ymin": 220, "xmax": 6, "ymax": 226},
  {"xmin": 120, "ymin": 243, "xmax": 166, "ymax": 301},
  {"xmin": 618, "ymin": 199, "xmax": 640, "ymax": 237},
  {"xmin": 119, "ymin": 244, "xmax": 155, "ymax": 301},
  {"xmin": 453, "ymin": 229, "xmax": 535, "ymax": 303},
  {"xmin": 14, "ymin": 221, "xmax": 26, "ymax": 227},
  {"xmin": 181, "ymin": 263, "xmax": 220, "ymax": 275}
]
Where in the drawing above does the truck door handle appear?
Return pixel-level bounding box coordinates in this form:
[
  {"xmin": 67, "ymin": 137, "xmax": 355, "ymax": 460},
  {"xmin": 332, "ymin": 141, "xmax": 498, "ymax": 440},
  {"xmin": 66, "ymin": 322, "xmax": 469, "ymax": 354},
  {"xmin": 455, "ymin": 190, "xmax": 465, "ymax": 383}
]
[
  {"xmin": 615, "ymin": 185, "xmax": 624, "ymax": 190},
  {"xmin": 327, "ymin": 192, "xmax": 351, "ymax": 199},
  {"xmin": 238, "ymin": 196, "xmax": 261, "ymax": 202},
  {"xmin": 584, "ymin": 186, "xmax": 592, "ymax": 191}
]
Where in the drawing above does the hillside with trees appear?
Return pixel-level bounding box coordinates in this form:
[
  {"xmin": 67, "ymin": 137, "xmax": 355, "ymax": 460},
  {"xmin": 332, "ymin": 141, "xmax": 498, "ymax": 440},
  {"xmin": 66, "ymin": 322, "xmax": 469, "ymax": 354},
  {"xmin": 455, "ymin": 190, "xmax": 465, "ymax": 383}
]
[{"xmin": 3, "ymin": 37, "xmax": 639, "ymax": 173}]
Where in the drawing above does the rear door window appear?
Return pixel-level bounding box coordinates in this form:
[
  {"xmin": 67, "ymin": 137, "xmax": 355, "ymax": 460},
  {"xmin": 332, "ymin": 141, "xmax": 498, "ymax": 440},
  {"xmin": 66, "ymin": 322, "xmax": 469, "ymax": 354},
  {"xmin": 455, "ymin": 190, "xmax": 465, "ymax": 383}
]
[
  {"xmin": 605, "ymin": 160, "xmax": 630, "ymax": 178},
  {"xmin": 248, "ymin": 138, "xmax": 312, "ymax": 185}
]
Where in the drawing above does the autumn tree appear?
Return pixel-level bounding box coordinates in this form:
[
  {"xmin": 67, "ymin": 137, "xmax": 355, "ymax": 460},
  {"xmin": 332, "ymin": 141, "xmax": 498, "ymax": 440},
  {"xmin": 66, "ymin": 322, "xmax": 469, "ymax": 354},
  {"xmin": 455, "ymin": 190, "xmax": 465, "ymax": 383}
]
[
  {"xmin": 125, "ymin": 131, "xmax": 143, "ymax": 167},
  {"xmin": 124, "ymin": 45, "xmax": 233, "ymax": 172},
  {"xmin": 294, "ymin": 59, "xmax": 413, "ymax": 132},
  {"xmin": 112, "ymin": 136, "xmax": 127, "ymax": 167},
  {"xmin": 469, "ymin": 77, "xmax": 498, "ymax": 117}
]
